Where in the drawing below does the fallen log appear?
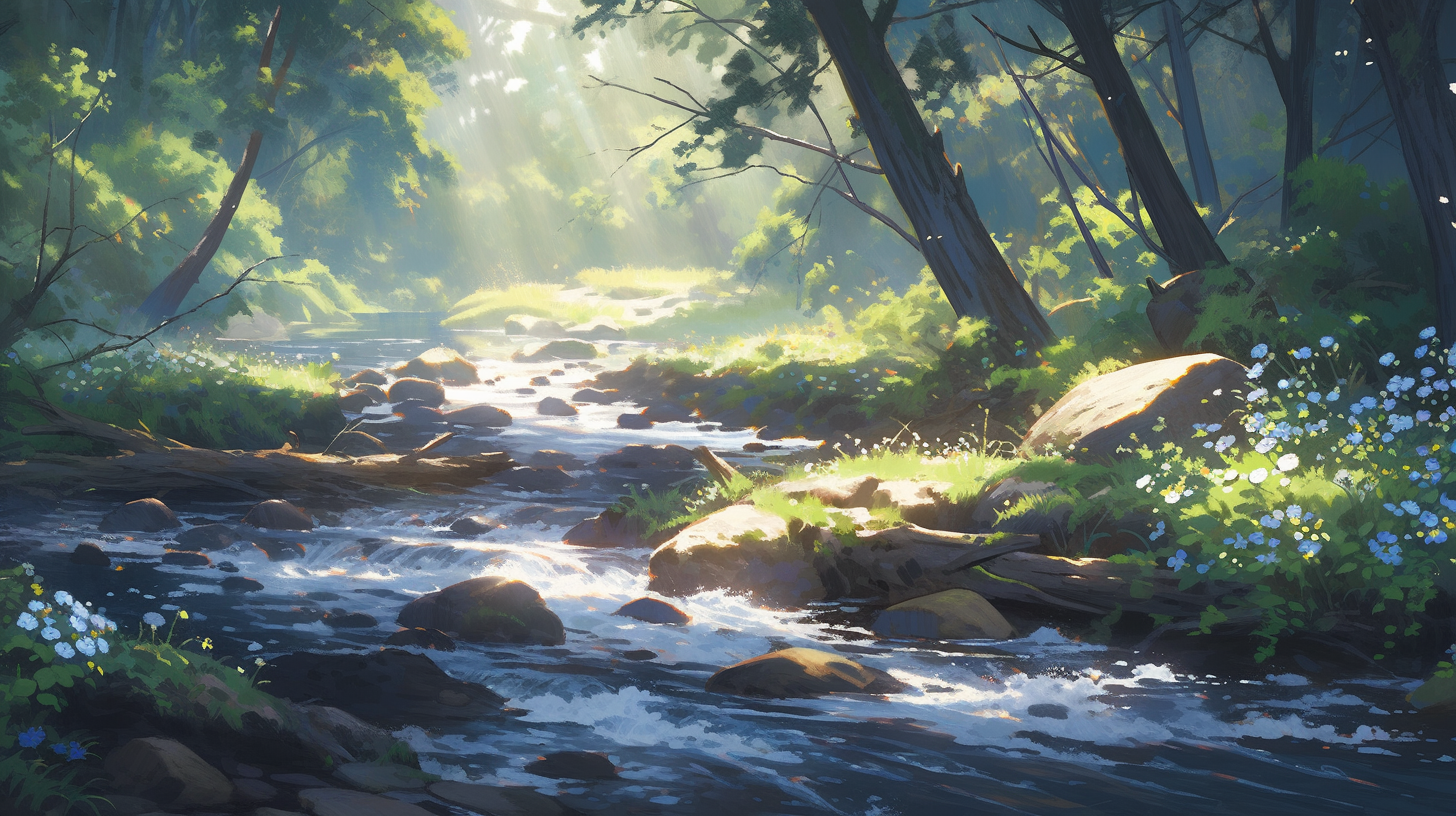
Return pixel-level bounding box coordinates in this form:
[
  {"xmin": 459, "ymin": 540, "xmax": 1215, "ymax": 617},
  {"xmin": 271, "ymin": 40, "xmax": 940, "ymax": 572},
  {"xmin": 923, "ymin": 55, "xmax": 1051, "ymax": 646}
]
[{"xmin": 5, "ymin": 401, "xmax": 514, "ymax": 499}]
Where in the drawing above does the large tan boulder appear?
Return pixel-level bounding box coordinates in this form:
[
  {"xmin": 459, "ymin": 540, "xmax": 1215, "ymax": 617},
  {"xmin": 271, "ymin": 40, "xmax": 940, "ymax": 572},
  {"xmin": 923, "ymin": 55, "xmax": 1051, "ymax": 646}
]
[
  {"xmin": 386, "ymin": 377, "xmax": 446, "ymax": 406},
  {"xmin": 512, "ymin": 340, "xmax": 601, "ymax": 362},
  {"xmin": 871, "ymin": 480, "xmax": 954, "ymax": 527},
  {"xmin": 389, "ymin": 347, "xmax": 479, "ymax": 385},
  {"xmin": 705, "ymin": 647, "xmax": 906, "ymax": 698},
  {"xmin": 774, "ymin": 474, "xmax": 881, "ymax": 507},
  {"xmin": 1022, "ymin": 353, "xmax": 1247, "ymax": 460},
  {"xmin": 648, "ymin": 505, "xmax": 830, "ymax": 605},
  {"xmin": 99, "ymin": 498, "xmax": 180, "ymax": 533},
  {"xmin": 872, "ymin": 589, "xmax": 1014, "ymax": 640},
  {"xmin": 104, "ymin": 737, "xmax": 233, "ymax": 808},
  {"xmin": 396, "ymin": 576, "xmax": 564, "ymax": 645}
]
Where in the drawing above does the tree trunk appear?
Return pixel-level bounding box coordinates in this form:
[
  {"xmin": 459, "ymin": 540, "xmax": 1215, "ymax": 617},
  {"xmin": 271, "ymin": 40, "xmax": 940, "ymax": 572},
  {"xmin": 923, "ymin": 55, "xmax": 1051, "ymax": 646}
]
[
  {"xmin": 1061, "ymin": 0, "xmax": 1228, "ymax": 275},
  {"xmin": 801, "ymin": 0, "xmax": 1055, "ymax": 352},
  {"xmin": 134, "ymin": 6, "xmax": 287, "ymax": 325},
  {"xmin": 1162, "ymin": 0, "xmax": 1219, "ymax": 210},
  {"xmin": 100, "ymin": 0, "xmax": 126, "ymax": 73},
  {"xmin": 1255, "ymin": 0, "xmax": 1317, "ymax": 229},
  {"xmin": 1356, "ymin": 0, "xmax": 1456, "ymax": 338}
]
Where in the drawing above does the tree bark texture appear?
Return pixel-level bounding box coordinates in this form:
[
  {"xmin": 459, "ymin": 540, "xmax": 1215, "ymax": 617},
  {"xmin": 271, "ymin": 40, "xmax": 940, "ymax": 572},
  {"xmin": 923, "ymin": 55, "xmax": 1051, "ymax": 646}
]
[
  {"xmin": 801, "ymin": 0, "xmax": 1055, "ymax": 352},
  {"xmin": 1356, "ymin": 0, "xmax": 1456, "ymax": 339},
  {"xmin": 1255, "ymin": 0, "xmax": 1317, "ymax": 229},
  {"xmin": 1162, "ymin": 0, "xmax": 1220, "ymax": 210},
  {"xmin": 1061, "ymin": 0, "xmax": 1228, "ymax": 274}
]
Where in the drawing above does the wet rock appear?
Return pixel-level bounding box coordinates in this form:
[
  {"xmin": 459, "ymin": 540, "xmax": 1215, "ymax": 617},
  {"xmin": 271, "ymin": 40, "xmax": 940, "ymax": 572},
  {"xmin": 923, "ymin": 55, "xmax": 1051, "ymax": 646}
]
[
  {"xmin": 384, "ymin": 627, "xmax": 456, "ymax": 651},
  {"xmin": 251, "ymin": 538, "xmax": 306, "ymax": 561},
  {"xmin": 641, "ymin": 402, "xmax": 695, "ymax": 423},
  {"xmin": 562, "ymin": 509, "xmax": 641, "ymax": 548},
  {"xmin": 614, "ymin": 597, "xmax": 690, "ymax": 625},
  {"xmin": 261, "ymin": 649, "xmax": 507, "ymax": 726},
  {"xmin": 526, "ymin": 449, "xmax": 584, "ymax": 469},
  {"xmin": 297, "ymin": 788, "xmax": 436, "ymax": 816},
  {"xmin": 161, "ymin": 551, "xmax": 211, "ymax": 567},
  {"xmin": 623, "ymin": 649, "xmax": 657, "ymax": 661},
  {"xmin": 216, "ymin": 561, "xmax": 239, "ymax": 573},
  {"xmin": 389, "ymin": 347, "xmax": 480, "ymax": 385},
  {"xmin": 775, "ymin": 474, "xmax": 881, "ymax": 508},
  {"xmin": 338, "ymin": 388, "xmax": 376, "ymax": 413},
  {"xmin": 496, "ymin": 466, "xmax": 577, "ymax": 493},
  {"xmin": 538, "ymin": 396, "xmax": 578, "ymax": 416},
  {"xmin": 512, "ymin": 340, "xmax": 600, "ymax": 362},
  {"xmin": 648, "ymin": 505, "xmax": 826, "ymax": 605},
  {"xmin": 566, "ymin": 317, "xmax": 627, "ymax": 341},
  {"xmin": 326, "ymin": 611, "xmax": 379, "ymax": 628},
  {"xmin": 448, "ymin": 516, "xmax": 495, "ymax": 537},
  {"xmin": 345, "ymin": 369, "xmax": 388, "ymax": 387},
  {"xmin": 571, "ymin": 387, "xmax": 620, "ymax": 404},
  {"xmin": 594, "ymin": 443, "xmax": 697, "ymax": 471},
  {"xmin": 354, "ymin": 382, "xmax": 388, "ymax": 403},
  {"xmin": 516, "ymin": 387, "xmax": 537, "ymax": 395},
  {"xmin": 1027, "ymin": 703, "xmax": 1070, "ymax": 720},
  {"xmin": 243, "ymin": 499, "xmax": 314, "ymax": 531},
  {"xmin": 525, "ymin": 751, "xmax": 618, "ymax": 780},
  {"xmin": 99, "ymin": 498, "xmax": 181, "ymax": 533},
  {"xmin": 221, "ymin": 576, "xmax": 264, "ymax": 593},
  {"xmin": 442, "ymin": 403, "xmax": 512, "ymax": 428},
  {"xmin": 705, "ymin": 647, "xmax": 906, "ymax": 698},
  {"xmin": 743, "ymin": 441, "xmax": 768, "ymax": 452},
  {"xmin": 503, "ymin": 314, "xmax": 569, "ymax": 338},
  {"xmin": 529, "ymin": 375, "xmax": 551, "ymax": 386},
  {"xmin": 104, "ymin": 737, "xmax": 233, "ymax": 808},
  {"xmin": 385, "ymin": 377, "xmax": 446, "ymax": 407},
  {"xmin": 231, "ymin": 776, "xmax": 278, "ymax": 802},
  {"xmin": 71, "ymin": 541, "xmax": 111, "ymax": 567},
  {"xmin": 871, "ymin": 480, "xmax": 955, "ymax": 528},
  {"xmin": 428, "ymin": 780, "xmax": 576, "ymax": 816},
  {"xmin": 871, "ymin": 589, "xmax": 1015, "ymax": 640},
  {"xmin": 1022, "ymin": 353, "xmax": 1247, "ymax": 461},
  {"xmin": 333, "ymin": 762, "xmax": 428, "ymax": 793},
  {"xmin": 394, "ymin": 403, "xmax": 447, "ymax": 426},
  {"xmin": 508, "ymin": 505, "xmax": 589, "ymax": 526},
  {"xmin": 397, "ymin": 575, "xmax": 565, "ymax": 645},
  {"xmin": 616, "ymin": 412, "xmax": 654, "ymax": 430},
  {"xmin": 173, "ymin": 523, "xmax": 240, "ymax": 551},
  {"xmin": 297, "ymin": 704, "xmax": 399, "ymax": 765}
]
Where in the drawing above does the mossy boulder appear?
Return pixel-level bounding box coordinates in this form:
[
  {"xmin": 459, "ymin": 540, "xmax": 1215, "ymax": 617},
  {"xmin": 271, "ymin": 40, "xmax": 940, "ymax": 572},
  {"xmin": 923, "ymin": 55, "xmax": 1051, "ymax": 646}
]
[
  {"xmin": 705, "ymin": 647, "xmax": 906, "ymax": 698},
  {"xmin": 396, "ymin": 576, "xmax": 564, "ymax": 645},
  {"xmin": 99, "ymin": 498, "xmax": 181, "ymax": 533},
  {"xmin": 872, "ymin": 589, "xmax": 1015, "ymax": 640},
  {"xmin": 386, "ymin": 377, "xmax": 447, "ymax": 407},
  {"xmin": 647, "ymin": 505, "xmax": 833, "ymax": 605}
]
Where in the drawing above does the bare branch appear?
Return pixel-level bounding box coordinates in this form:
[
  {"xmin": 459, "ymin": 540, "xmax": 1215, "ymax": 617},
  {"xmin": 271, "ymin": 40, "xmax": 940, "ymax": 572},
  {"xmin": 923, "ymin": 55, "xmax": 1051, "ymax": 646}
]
[
  {"xmin": 1214, "ymin": 173, "xmax": 1277, "ymax": 234},
  {"xmin": 1320, "ymin": 83, "xmax": 1383, "ymax": 150},
  {"xmin": 1319, "ymin": 113, "xmax": 1394, "ymax": 155},
  {"xmin": 1346, "ymin": 119, "xmax": 1397, "ymax": 163},
  {"xmin": 889, "ymin": 0, "xmax": 994, "ymax": 25}
]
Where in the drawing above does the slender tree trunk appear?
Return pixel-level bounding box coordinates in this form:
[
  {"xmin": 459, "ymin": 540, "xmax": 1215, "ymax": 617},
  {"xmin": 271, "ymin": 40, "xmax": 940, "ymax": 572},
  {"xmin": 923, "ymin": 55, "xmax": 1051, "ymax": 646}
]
[
  {"xmin": 1355, "ymin": 0, "xmax": 1456, "ymax": 338},
  {"xmin": 1162, "ymin": 0, "xmax": 1219, "ymax": 210},
  {"xmin": 1255, "ymin": 0, "xmax": 1317, "ymax": 229},
  {"xmin": 134, "ymin": 6, "xmax": 290, "ymax": 325},
  {"xmin": 1061, "ymin": 0, "xmax": 1228, "ymax": 275},
  {"xmin": 101, "ymin": 0, "xmax": 126, "ymax": 73},
  {"xmin": 801, "ymin": 0, "xmax": 1054, "ymax": 351}
]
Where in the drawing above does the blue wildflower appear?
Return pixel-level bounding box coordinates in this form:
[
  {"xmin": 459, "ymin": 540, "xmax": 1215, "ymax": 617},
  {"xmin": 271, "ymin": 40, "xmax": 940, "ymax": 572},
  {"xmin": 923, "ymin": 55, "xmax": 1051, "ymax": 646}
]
[
  {"xmin": 1422, "ymin": 511, "xmax": 1440, "ymax": 527},
  {"xmin": 1423, "ymin": 367, "xmax": 1437, "ymax": 379},
  {"xmin": 1248, "ymin": 362, "xmax": 1266, "ymax": 379},
  {"xmin": 1298, "ymin": 541, "xmax": 1322, "ymax": 557},
  {"xmin": 40, "ymin": 626, "xmax": 60, "ymax": 641},
  {"xmin": 1421, "ymin": 326, "xmax": 1438, "ymax": 339},
  {"xmin": 1249, "ymin": 532, "xmax": 1266, "ymax": 546},
  {"xmin": 1416, "ymin": 345, "xmax": 1429, "ymax": 358},
  {"xmin": 1294, "ymin": 347, "xmax": 1312, "ymax": 359},
  {"xmin": 66, "ymin": 742, "xmax": 85, "ymax": 761},
  {"xmin": 1250, "ymin": 343, "xmax": 1269, "ymax": 359},
  {"xmin": 54, "ymin": 642, "xmax": 74, "ymax": 659},
  {"xmin": 17, "ymin": 728, "xmax": 44, "ymax": 749},
  {"xmin": 1402, "ymin": 500, "xmax": 1422, "ymax": 515},
  {"xmin": 16, "ymin": 612, "xmax": 38, "ymax": 631},
  {"xmin": 1380, "ymin": 352, "xmax": 1396, "ymax": 366},
  {"xmin": 1260, "ymin": 514, "xmax": 1281, "ymax": 528},
  {"xmin": 1321, "ymin": 335, "xmax": 1336, "ymax": 348},
  {"xmin": 1224, "ymin": 533, "xmax": 1249, "ymax": 549},
  {"xmin": 1167, "ymin": 549, "xmax": 1188, "ymax": 571},
  {"xmin": 53, "ymin": 591, "xmax": 72, "ymax": 606},
  {"xmin": 1196, "ymin": 562, "xmax": 1212, "ymax": 574}
]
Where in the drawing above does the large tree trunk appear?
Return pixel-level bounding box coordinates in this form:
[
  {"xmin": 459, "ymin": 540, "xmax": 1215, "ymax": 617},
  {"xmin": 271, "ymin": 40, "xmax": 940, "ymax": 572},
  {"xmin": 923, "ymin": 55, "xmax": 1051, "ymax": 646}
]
[
  {"xmin": 1162, "ymin": 0, "xmax": 1219, "ymax": 210},
  {"xmin": 134, "ymin": 6, "xmax": 289, "ymax": 325},
  {"xmin": 1061, "ymin": 0, "xmax": 1228, "ymax": 275},
  {"xmin": 1356, "ymin": 0, "xmax": 1456, "ymax": 338},
  {"xmin": 1254, "ymin": 0, "xmax": 1317, "ymax": 229},
  {"xmin": 801, "ymin": 0, "xmax": 1055, "ymax": 352}
]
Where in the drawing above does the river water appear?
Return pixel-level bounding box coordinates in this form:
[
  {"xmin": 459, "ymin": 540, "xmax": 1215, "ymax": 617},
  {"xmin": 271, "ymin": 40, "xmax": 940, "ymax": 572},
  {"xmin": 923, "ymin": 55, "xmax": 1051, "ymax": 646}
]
[{"xmin": 9, "ymin": 324, "xmax": 1456, "ymax": 815}]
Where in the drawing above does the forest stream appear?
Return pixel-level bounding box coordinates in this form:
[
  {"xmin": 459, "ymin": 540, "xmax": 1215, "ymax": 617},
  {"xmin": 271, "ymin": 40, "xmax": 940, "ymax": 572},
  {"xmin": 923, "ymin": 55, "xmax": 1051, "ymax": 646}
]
[{"xmin": 7, "ymin": 324, "xmax": 1456, "ymax": 816}]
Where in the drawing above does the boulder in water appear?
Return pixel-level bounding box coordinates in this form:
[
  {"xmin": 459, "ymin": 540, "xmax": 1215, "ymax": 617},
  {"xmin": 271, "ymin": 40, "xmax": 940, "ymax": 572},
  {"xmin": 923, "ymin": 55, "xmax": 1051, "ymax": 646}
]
[
  {"xmin": 565, "ymin": 317, "xmax": 627, "ymax": 341},
  {"xmin": 242, "ymin": 499, "xmax": 314, "ymax": 531},
  {"xmin": 326, "ymin": 610, "xmax": 379, "ymax": 629},
  {"xmin": 512, "ymin": 340, "xmax": 600, "ymax": 363},
  {"xmin": 1022, "ymin": 353, "xmax": 1247, "ymax": 460},
  {"xmin": 871, "ymin": 589, "xmax": 1014, "ymax": 640},
  {"xmin": 337, "ymin": 388, "xmax": 377, "ymax": 413},
  {"xmin": 384, "ymin": 627, "xmax": 456, "ymax": 651},
  {"xmin": 260, "ymin": 649, "xmax": 506, "ymax": 726},
  {"xmin": 354, "ymin": 381, "xmax": 388, "ymax": 403},
  {"xmin": 443, "ymin": 403, "xmax": 512, "ymax": 428},
  {"xmin": 503, "ymin": 314, "xmax": 569, "ymax": 338},
  {"xmin": 640, "ymin": 403, "xmax": 695, "ymax": 423},
  {"xmin": 705, "ymin": 647, "xmax": 906, "ymax": 698},
  {"xmin": 174, "ymin": 523, "xmax": 245, "ymax": 552},
  {"xmin": 221, "ymin": 576, "xmax": 264, "ymax": 593},
  {"xmin": 538, "ymin": 396, "xmax": 578, "ymax": 417},
  {"xmin": 389, "ymin": 347, "xmax": 480, "ymax": 385},
  {"xmin": 562, "ymin": 509, "xmax": 642, "ymax": 548},
  {"xmin": 594, "ymin": 444, "xmax": 698, "ymax": 471},
  {"xmin": 571, "ymin": 387, "xmax": 620, "ymax": 404},
  {"xmin": 396, "ymin": 576, "xmax": 565, "ymax": 645},
  {"xmin": 161, "ymin": 551, "xmax": 211, "ymax": 567},
  {"xmin": 496, "ymin": 466, "xmax": 577, "ymax": 493},
  {"xmin": 525, "ymin": 751, "xmax": 618, "ymax": 780},
  {"xmin": 386, "ymin": 377, "xmax": 446, "ymax": 407},
  {"xmin": 648, "ymin": 505, "xmax": 830, "ymax": 605},
  {"xmin": 99, "ymin": 498, "xmax": 180, "ymax": 533},
  {"xmin": 614, "ymin": 597, "xmax": 690, "ymax": 625},
  {"xmin": 616, "ymin": 412, "xmax": 653, "ymax": 430},
  {"xmin": 526, "ymin": 449, "xmax": 584, "ymax": 469},
  {"xmin": 448, "ymin": 516, "xmax": 495, "ymax": 537},
  {"xmin": 70, "ymin": 541, "xmax": 111, "ymax": 567},
  {"xmin": 346, "ymin": 368, "xmax": 389, "ymax": 387}
]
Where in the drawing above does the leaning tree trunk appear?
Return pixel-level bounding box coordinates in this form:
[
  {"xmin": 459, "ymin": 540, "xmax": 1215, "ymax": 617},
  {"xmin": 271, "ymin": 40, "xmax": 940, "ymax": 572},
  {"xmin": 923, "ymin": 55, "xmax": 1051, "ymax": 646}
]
[
  {"xmin": 1162, "ymin": 0, "xmax": 1219, "ymax": 210},
  {"xmin": 1255, "ymin": 0, "xmax": 1317, "ymax": 229},
  {"xmin": 801, "ymin": 0, "xmax": 1055, "ymax": 352},
  {"xmin": 1356, "ymin": 0, "xmax": 1456, "ymax": 339},
  {"xmin": 134, "ymin": 5, "xmax": 292, "ymax": 325}
]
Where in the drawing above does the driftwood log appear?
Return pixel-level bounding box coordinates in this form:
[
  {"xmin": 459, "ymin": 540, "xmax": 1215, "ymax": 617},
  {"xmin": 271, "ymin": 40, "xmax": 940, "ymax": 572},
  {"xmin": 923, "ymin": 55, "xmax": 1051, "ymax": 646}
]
[{"xmin": 3, "ymin": 401, "xmax": 514, "ymax": 499}]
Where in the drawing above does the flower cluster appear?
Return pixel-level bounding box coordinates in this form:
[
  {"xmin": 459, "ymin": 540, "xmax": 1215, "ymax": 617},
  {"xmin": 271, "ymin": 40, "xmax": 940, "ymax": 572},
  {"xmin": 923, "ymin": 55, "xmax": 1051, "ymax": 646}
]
[
  {"xmin": 13, "ymin": 728, "xmax": 85, "ymax": 762},
  {"xmin": 15, "ymin": 585, "xmax": 116, "ymax": 661}
]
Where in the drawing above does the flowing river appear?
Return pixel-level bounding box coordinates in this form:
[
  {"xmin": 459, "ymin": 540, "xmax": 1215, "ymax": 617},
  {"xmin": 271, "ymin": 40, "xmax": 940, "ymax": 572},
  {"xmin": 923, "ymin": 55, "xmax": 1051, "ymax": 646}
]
[{"xmin": 8, "ymin": 323, "xmax": 1456, "ymax": 815}]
